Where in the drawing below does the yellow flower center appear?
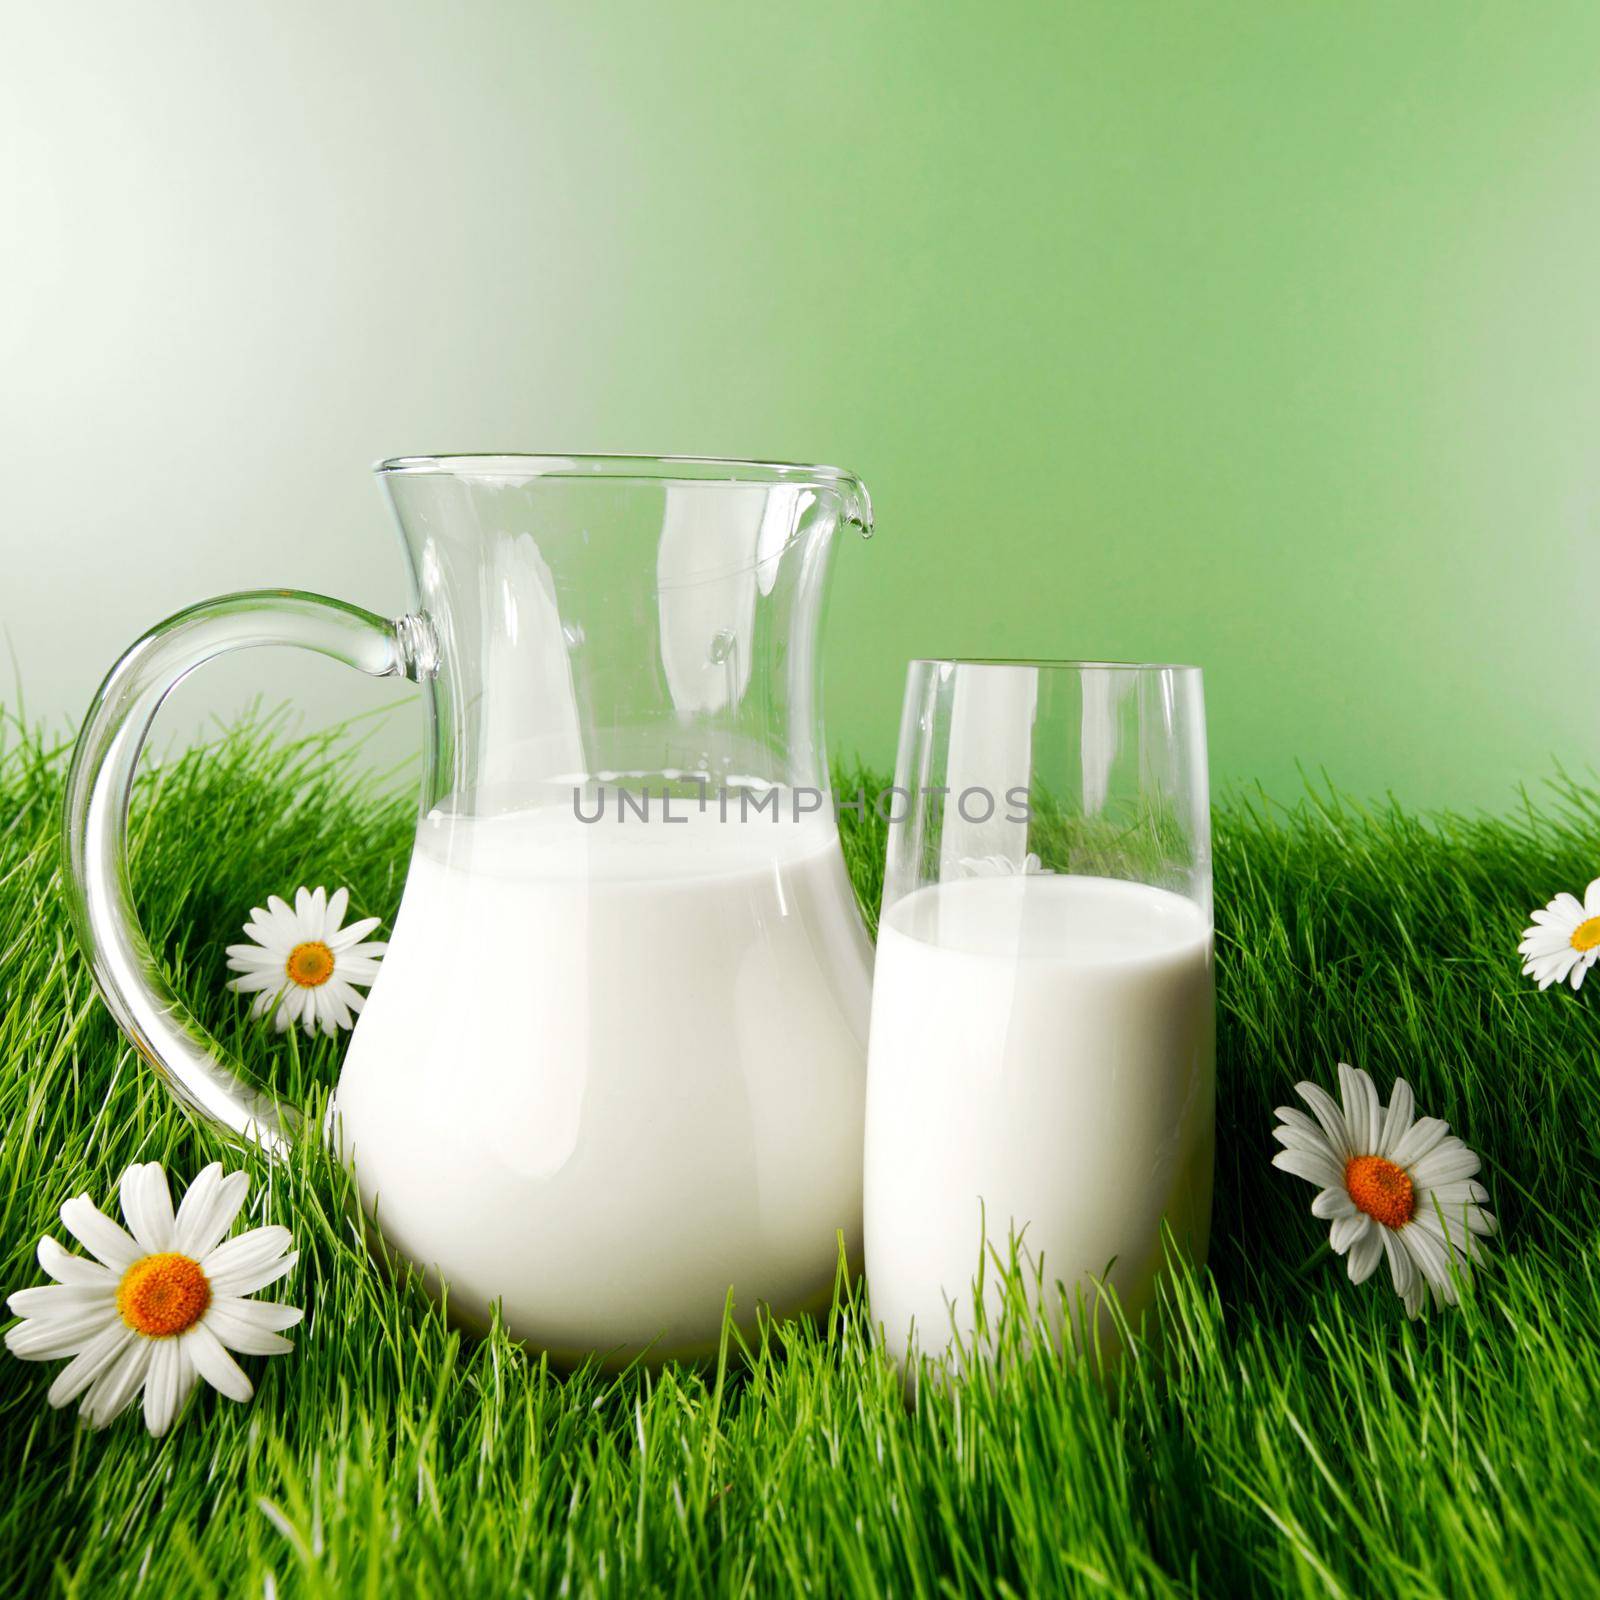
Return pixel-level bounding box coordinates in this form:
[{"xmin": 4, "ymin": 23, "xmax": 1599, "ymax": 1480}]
[
  {"xmin": 1344, "ymin": 1155, "xmax": 1415, "ymax": 1230},
  {"xmin": 285, "ymin": 940, "xmax": 336, "ymax": 987},
  {"xmin": 116, "ymin": 1252, "xmax": 211, "ymax": 1338},
  {"xmin": 1571, "ymin": 917, "xmax": 1600, "ymax": 953}
]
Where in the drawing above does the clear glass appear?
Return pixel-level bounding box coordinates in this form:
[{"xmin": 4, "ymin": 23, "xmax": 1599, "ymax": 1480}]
[
  {"xmin": 63, "ymin": 453, "xmax": 876, "ymax": 1364},
  {"xmin": 864, "ymin": 659, "xmax": 1213, "ymax": 1372}
]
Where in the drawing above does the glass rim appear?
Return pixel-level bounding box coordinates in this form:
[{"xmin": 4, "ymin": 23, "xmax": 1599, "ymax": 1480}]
[
  {"xmin": 374, "ymin": 452, "xmax": 864, "ymax": 489},
  {"xmin": 908, "ymin": 656, "xmax": 1201, "ymax": 675}
]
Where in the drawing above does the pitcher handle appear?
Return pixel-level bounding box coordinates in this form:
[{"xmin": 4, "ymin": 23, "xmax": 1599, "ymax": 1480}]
[{"xmin": 62, "ymin": 590, "xmax": 433, "ymax": 1156}]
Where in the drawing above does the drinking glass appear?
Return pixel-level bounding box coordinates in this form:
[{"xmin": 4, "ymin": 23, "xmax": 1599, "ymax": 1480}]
[{"xmin": 863, "ymin": 659, "xmax": 1213, "ymax": 1370}]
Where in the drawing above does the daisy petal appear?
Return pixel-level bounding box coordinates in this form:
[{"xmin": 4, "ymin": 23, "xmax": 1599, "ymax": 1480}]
[
  {"xmin": 1416, "ymin": 1192, "xmax": 1496, "ymax": 1243},
  {"xmin": 59, "ymin": 1196, "xmax": 141, "ymax": 1272},
  {"xmin": 5, "ymin": 1305, "xmax": 120, "ymax": 1359},
  {"xmin": 1272, "ymin": 1148, "xmax": 1345, "ymax": 1190},
  {"xmin": 172, "ymin": 1163, "xmax": 221, "ymax": 1241},
  {"xmin": 142, "ymin": 1338, "xmax": 187, "ymax": 1436},
  {"xmin": 1400, "ymin": 1222, "xmax": 1459, "ymax": 1303},
  {"xmin": 179, "ymin": 1168, "xmax": 251, "ymax": 1259},
  {"xmin": 224, "ymin": 1248, "xmax": 297, "ymax": 1297},
  {"xmin": 229, "ymin": 970, "xmax": 287, "ymax": 995},
  {"xmin": 1274, "ymin": 1124, "xmax": 1337, "ymax": 1157},
  {"xmin": 1338, "ymin": 1063, "xmax": 1381, "ymax": 1155},
  {"xmin": 7, "ymin": 1282, "xmax": 116, "ymax": 1318},
  {"xmin": 1293, "ymin": 1081, "xmax": 1352, "ymax": 1159},
  {"xmin": 204, "ymin": 1304, "xmax": 296, "ymax": 1356},
  {"xmin": 1377, "ymin": 1079, "xmax": 1415, "ymax": 1159},
  {"xmin": 81, "ymin": 1337, "xmax": 153, "ymax": 1428},
  {"xmin": 38, "ymin": 1236, "xmax": 116, "ymax": 1287},
  {"xmin": 170, "ymin": 1347, "xmax": 201, "ymax": 1422},
  {"xmin": 47, "ymin": 1324, "xmax": 134, "ymax": 1408},
  {"xmin": 1311, "ymin": 1187, "xmax": 1356, "ymax": 1220},
  {"xmin": 325, "ymin": 886, "xmax": 350, "ymax": 929},
  {"xmin": 1389, "ymin": 1116, "xmax": 1451, "ymax": 1170},
  {"xmin": 324, "ymin": 977, "xmax": 364, "ymax": 1009},
  {"xmin": 203, "ymin": 1227, "xmax": 296, "ymax": 1297},
  {"xmin": 1347, "ymin": 1225, "xmax": 1384, "ymax": 1285},
  {"xmin": 1412, "ymin": 1140, "xmax": 1481, "ymax": 1188},
  {"xmin": 242, "ymin": 919, "xmax": 290, "ymax": 952},
  {"xmin": 225, "ymin": 945, "xmax": 284, "ymax": 968},
  {"xmin": 182, "ymin": 1322, "xmax": 254, "ymax": 1404},
  {"xmin": 1379, "ymin": 1227, "xmax": 1416, "ymax": 1301},
  {"xmin": 212, "ymin": 1295, "xmax": 303, "ymax": 1334},
  {"xmin": 1273, "ymin": 1107, "xmax": 1326, "ymax": 1141},
  {"xmin": 329, "ymin": 916, "xmax": 382, "ymax": 951},
  {"xmin": 119, "ymin": 1163, "xmax": 176, "ymax": 1254},
  {"xmin": 1329, "ymin": 1213, "xmax": 1371, "ymax": 1255},
  {"xmin": 314, "ymin": 991, "xmax": 343, "ymax": 1037}
]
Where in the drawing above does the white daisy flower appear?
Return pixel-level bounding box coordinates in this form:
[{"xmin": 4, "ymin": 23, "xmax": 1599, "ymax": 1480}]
[
  {"xmin": 1519, "ymin": 878, "xmax": 1600, "ymax": 991},
  {"xmin": 1271, "ymin": 1063, "xmax": 1497, "ymax": 1318},
  {"xmin": 226, "ymin": 885, "xmax": 385, "ymax": 1036},
  {"xmin": 4, "ymin": 1162, "xmax": 302, "ymax": 1434}
]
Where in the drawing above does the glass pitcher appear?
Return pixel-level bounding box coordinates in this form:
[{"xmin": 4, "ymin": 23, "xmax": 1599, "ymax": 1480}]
[{"xmin": 63, "ymin": 454, "xmax": 877, "ymax": 1362}]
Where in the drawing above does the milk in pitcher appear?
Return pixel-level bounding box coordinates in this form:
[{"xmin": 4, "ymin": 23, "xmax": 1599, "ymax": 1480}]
[{"xmin": 336, "ymin": 788, "xmax": 872, "ymax": 1361}]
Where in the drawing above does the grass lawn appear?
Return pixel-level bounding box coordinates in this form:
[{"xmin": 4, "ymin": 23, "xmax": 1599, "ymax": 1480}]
[{"xmin": 5, "ymin": 710, "xmax": 1600, "ymax": 1597}]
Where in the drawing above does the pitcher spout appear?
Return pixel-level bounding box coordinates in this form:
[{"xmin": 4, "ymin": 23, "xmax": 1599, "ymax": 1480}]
[{"xmin": 838, "ymin": 474, "xmax": 874, "ymax": 541}]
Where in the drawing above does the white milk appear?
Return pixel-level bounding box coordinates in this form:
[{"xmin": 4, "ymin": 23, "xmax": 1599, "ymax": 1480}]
[
  {"xmin": 334, "ymin": 794, "xmax": 871, "ymax": 1362},
  {"xmin": 864, "ymin": 874, "xmax": 1214, "ymax": 1368}
]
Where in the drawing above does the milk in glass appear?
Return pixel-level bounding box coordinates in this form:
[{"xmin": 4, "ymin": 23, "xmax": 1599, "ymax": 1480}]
[{"xmin": 864, "ymin": 872, "xmax": 1214, "ymax": 1367}]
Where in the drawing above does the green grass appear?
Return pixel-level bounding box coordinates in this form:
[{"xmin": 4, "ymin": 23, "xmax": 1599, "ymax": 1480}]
[{"xmin": 5, "ymin": 709, "xmax": 1600, "ymax": 1597}]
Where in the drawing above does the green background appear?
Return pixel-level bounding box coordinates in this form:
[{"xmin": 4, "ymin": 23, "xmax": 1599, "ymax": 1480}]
[{"xmin": 5, "ymin": 1, "xmax": 1599, "ymax": 809}]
